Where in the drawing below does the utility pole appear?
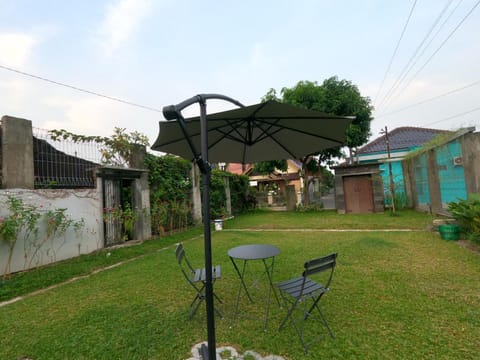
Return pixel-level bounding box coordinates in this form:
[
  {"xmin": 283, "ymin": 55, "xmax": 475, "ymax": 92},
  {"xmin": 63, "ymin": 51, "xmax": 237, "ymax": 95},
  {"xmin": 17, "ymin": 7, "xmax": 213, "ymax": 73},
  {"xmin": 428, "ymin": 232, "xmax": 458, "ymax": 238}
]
[{"xmin": 381, "ymin": 126, "xmax": 396, "ymax": 213}]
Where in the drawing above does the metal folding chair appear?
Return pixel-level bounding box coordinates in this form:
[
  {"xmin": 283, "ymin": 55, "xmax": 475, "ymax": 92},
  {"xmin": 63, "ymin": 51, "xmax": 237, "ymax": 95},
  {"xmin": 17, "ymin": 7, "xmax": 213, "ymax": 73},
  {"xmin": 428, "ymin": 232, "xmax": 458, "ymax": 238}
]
[
  {"xmin": 175, "ymin": 243, "xmax": 223, "ymax": 319},
  {"xmin": 276, "ymin": 253, "xmax": 337, "ymax": 354}
]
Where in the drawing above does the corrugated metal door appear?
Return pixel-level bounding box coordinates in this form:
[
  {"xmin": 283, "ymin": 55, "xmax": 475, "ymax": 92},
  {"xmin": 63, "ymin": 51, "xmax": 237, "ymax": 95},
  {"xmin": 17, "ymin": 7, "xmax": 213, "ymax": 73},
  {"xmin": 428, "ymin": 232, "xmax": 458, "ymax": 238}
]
[
  {"xmin": 343, "ymin": 175, "xmax": 374, "ymax": 213},
  {"xmin": 103, "ymin": 178, "xmax": 122, "ymax": 246}
]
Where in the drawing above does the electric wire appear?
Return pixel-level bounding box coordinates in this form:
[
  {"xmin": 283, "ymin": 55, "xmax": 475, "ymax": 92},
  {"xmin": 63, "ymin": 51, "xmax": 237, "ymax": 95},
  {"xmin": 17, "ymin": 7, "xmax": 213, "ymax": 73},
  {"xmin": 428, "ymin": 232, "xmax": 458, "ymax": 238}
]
[
  {"xmin": 376, "ymin": 0, "xmax": 455, "ymax": 112},
  {"xmin": 423, "ymin": 106, "xmax": 480, "ymax": 127},
  {"xmin": 0, "ymin": 63, "xmax": 163, "ymax": 113},
  {"xmin": 381, "ymin": 0, "xmax": 480, "ymax": 113},
  {"xmin": 375, "ymin": 79, "xmax": 480, "ymax": 118},
  {"xmin": 373, "ymin": 0, "xmax": 418, "ymax": 107}
]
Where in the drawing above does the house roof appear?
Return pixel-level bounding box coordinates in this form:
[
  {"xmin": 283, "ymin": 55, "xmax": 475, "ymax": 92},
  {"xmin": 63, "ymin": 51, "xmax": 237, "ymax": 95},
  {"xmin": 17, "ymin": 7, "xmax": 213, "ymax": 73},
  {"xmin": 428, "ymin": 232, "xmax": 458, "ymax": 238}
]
[
  {"xmin": 225, "ymin": 163, "xmax": 253, "ymax": 175},
  {"xmin": 357, "ymin": 127, "xmax": 448, "ymax": 155}
]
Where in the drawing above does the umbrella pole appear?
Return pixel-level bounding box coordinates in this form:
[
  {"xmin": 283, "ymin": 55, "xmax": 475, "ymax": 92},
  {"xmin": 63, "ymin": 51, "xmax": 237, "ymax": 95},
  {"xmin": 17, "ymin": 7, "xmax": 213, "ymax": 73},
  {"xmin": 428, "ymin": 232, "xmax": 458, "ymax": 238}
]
[
  {"xmin": 162, "ymin": 94, "xmax": 245, "ymax": 360},
  {"xmin": 199, "ymin": 99, "xmax": 216, "ymax": 360}
]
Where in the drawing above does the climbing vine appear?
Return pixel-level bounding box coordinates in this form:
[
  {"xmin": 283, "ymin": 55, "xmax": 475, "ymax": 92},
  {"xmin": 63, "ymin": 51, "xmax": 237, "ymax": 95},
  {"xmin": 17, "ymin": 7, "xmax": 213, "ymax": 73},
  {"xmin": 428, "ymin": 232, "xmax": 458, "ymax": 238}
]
[
  {"xmin": 0, "ymin": 196, "xmax": 84, "ymax": 278},
  {"xmin": 49, "ymin": 127, "xmax": 149, "ymax": 167}
]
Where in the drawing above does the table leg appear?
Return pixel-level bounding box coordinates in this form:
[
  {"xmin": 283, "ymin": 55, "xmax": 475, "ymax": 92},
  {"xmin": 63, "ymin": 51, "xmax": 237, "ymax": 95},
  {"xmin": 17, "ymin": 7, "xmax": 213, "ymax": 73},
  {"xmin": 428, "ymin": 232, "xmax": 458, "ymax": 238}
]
[{"xmin": 230, "ymin": 257, "xmax": 254, "ymax": 320}]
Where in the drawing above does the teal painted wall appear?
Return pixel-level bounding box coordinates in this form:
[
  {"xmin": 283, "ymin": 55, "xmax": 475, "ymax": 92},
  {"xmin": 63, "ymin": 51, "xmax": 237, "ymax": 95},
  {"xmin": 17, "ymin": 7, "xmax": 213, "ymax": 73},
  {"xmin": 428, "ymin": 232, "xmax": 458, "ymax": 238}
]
[
  {"xmin": 379, "ymin": 161, "xmax": 406, "ymax": 206},
  {"xmin": 414, "ymin": 153, "xmax": 430, "ymax": 206},
  {"xmin": 357, "ymin": 139, "xmax": 468, "ymax": 209},
  {"xmin": 436, "ymin": 140, "xmax": 467, "ymax": 204}
]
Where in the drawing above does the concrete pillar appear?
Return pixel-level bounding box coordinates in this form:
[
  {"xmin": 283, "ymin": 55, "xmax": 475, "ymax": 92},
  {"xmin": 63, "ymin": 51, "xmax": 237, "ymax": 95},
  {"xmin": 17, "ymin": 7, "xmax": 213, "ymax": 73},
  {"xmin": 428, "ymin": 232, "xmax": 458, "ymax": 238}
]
[
  {"xmin": 1, "ymin": 116, "xmax": 34, "ymax": 189},
  {"xmin": 191, "ymin": 162, "xmax": 202, "ymax": 224},
  {"xmin": 132, "ymin": 172, "xmax": 151, "ymax": 241},
  {"xmin": 402, "ymin": 159, "xmax": 416, "ymax": 208},
  {"xmin": 462, "ymin": 132, "xmax": 480, "ymax": 194},
  {"xmin": 426, "ymin": 149, "xmax": 442, "ymax": 213},
  {"xmin": 223, "ymin": 176, "xmax": 232, "ymax": 217},
  {"xmin": 130, "ymin": 145, "xmax": 151, "ymax": 241},
  {"xmin": 286, "ymin": 185, "xmax": 296, "ymax": 211}
]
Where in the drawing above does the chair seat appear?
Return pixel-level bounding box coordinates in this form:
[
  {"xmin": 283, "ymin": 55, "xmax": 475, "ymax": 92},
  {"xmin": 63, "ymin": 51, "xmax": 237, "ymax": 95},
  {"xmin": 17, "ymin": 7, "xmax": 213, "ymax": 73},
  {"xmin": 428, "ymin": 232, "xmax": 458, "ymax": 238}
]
[
  {"xmin": 277, "ymin": 276, "xmax": 326, "ymax": 299},
  {"xmin": 193, "ymin": 265, "xmax": 222, "ymax": 283}
]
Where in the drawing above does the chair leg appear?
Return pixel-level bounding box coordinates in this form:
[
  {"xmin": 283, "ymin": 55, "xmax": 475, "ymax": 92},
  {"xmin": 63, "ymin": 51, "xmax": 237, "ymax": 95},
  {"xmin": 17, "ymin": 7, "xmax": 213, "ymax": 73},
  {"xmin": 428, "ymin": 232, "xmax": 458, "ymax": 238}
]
[
  {"xmin": 279, "ymin": 296, "xmax": 334, "ymax": 354},
  {"xmin": 313, "ymin": 304, "xmax": 335, "ymax": 338},
  {"xmin": 278, "ymin": 297, "xmax": 299, "ymax": 330},
  {"xmin": 213, "ymin": 291, "xmax": 223, "ymax": 304},
  {"xmin": 189, "ymin": 295, "xmax": 204, "ymax": 319}
]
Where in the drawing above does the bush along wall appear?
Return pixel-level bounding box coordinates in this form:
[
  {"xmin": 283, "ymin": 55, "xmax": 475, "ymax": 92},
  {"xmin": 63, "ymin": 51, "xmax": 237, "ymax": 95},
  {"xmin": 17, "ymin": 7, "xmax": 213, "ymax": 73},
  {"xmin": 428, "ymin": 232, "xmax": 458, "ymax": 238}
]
[
  {"xmin": 145, "ymin": 153, "xmax": 255, "ymax": 232},
  {"xmin": 447, "ymin": 193, "xmax": 480, "ymax": 244},
  {"xmin": 209, "ymin": 169, "xmax": 253, "ymax": 219},
  {"xmin": 144, "ymin": 154, "xmax": 193, "ymax": 235}
]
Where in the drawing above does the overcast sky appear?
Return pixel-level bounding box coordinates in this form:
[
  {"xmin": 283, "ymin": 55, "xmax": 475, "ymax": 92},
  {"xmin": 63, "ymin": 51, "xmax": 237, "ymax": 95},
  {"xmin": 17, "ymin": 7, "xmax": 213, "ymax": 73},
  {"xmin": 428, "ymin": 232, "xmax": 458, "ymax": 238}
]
[{"xmin": 1, "ymin": 0, "xmax": 479, "ymax": 149}]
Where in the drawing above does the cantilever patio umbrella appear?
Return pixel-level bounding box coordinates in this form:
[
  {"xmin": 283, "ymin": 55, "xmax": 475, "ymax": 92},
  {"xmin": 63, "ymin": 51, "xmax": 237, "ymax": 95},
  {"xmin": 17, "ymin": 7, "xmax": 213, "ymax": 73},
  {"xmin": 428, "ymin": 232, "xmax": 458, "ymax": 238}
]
[{"xmin": 151, "ymin": 94, "xmax": 354, "ymax": 360}]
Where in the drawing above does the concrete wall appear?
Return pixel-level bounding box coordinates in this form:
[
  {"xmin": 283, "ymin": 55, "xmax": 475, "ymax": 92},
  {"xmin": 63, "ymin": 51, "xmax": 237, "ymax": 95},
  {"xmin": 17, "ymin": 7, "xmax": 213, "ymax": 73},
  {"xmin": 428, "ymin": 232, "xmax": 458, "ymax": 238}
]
[
  {"xmin": 1, "ymin": 116, "xmax": 34, "ymax": 189},
  {"xmin": 0, "ymin": 187, "xmax": 103, "ymax": 275}
]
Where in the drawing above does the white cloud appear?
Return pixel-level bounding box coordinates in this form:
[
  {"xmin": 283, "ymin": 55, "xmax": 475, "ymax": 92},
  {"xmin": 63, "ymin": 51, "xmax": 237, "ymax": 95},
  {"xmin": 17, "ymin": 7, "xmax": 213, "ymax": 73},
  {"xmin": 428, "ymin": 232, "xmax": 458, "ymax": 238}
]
[
  {"xmin": 41, "ymin": 96, "xmax": 122, "ymax": 136},
  {"xmin": 37, "ymin": 92, "xmax": 161, "ymax": 144},
  {"xmin": 98, "ymin": 0, "xmax": 152, "ymax": 57},
  {"xmin": 0, "ymin": 33, "xmax": 36, "ymax": 67}
]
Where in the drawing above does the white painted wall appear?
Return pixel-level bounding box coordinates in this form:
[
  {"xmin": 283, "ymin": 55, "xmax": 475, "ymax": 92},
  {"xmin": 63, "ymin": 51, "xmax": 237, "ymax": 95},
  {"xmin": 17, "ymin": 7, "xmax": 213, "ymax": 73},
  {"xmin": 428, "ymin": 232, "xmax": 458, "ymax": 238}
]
[{"xmin": 0, "ymin": 187, "xmax": 103, "ymax": 275}]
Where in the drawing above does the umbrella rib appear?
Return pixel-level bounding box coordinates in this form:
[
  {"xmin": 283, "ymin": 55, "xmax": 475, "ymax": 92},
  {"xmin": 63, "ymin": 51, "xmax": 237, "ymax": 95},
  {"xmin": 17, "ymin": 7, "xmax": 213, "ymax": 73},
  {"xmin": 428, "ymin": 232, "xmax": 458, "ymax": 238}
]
[
  {"xmin": 268, "ymin": 133, "xmax": 299, "ymax": 159},
  {"xmin": 253, "ymin": 118, "xmax": 347, "ymax": 144},
  {"xmin": 250, "ymin": 119, "xmax": 282, "ymax": 144}
]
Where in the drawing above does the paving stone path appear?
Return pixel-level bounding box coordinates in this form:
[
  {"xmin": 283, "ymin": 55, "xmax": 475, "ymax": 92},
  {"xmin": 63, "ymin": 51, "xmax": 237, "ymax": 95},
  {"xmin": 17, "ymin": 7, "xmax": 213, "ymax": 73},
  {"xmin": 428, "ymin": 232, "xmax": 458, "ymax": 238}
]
[{"xmin": 186, "ymin": 342, "xmax": 285, "ymax": 360}]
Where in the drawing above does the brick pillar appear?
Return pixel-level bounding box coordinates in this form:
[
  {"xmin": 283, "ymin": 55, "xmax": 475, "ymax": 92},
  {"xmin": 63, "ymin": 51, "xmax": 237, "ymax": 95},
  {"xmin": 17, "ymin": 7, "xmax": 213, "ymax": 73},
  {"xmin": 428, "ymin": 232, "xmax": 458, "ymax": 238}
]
[{"xmin": 1, "ymin": 116, "xmax": 34, "ymax": 189}]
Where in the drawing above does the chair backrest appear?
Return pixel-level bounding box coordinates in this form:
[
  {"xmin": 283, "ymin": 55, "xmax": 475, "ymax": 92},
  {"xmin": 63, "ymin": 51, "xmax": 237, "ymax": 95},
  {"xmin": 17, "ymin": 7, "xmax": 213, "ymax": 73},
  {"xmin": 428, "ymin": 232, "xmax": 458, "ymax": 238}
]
[
  {"xmin": 303, "ymin": 252, "xmax": 337, "ymax": 289},
  {"xmin": 175, "ymin": 243, "xmax": 195, "ymax": 275}
]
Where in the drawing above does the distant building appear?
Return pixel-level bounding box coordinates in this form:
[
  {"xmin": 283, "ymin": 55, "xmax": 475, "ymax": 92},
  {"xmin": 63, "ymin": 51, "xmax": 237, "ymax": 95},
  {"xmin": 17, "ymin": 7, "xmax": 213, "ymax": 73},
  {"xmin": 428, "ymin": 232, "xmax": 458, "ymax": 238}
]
[
  {"xmin": 355, "ymin": 127, "xmax": 449, "ymax": 205},
  {"xmin": 226, "ymin": 160, "xmax": 303, "ymax": 207},
  {"xmin": 334, "ymin": 126, "xmax": 449, "ymax": 213}
]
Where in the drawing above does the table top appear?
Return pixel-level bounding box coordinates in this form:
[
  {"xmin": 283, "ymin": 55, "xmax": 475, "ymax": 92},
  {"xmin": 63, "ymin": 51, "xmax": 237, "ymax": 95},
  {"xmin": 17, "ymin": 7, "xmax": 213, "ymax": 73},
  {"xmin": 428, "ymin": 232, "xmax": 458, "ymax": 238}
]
[{"xmin": 228, "ymin": 244, "xmax": 280, "ymax": 260}]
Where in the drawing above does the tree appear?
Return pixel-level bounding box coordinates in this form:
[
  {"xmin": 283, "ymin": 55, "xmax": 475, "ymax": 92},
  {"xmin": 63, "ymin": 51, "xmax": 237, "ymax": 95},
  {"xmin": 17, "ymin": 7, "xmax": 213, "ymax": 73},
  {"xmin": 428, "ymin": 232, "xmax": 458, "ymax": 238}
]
[
  {"xmin": 262, "ymin": 77, "xmax": 373, "ymax": 206},
  {"xmin": 253, "ymin": 159, "xmax": 288, "ymax": 174},
  {"xmin": 280, "ymin": 77, "xmax": 373, "ymax": 154}
]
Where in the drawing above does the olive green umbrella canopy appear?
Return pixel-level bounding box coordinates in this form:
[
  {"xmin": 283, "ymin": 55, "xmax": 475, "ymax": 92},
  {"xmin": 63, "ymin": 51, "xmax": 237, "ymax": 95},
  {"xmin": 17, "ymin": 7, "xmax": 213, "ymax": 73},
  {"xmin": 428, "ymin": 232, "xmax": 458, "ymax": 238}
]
[{"xmin": 152, "ymin": 100, "xmax": 354, "ymax": 163}]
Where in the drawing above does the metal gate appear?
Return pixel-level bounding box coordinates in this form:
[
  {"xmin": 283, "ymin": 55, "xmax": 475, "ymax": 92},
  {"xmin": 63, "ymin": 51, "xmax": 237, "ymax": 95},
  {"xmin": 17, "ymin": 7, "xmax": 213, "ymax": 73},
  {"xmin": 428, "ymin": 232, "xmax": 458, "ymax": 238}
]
[{"xmin": 103, "ymin": 178, "xmax": 122, "ymax": 246}]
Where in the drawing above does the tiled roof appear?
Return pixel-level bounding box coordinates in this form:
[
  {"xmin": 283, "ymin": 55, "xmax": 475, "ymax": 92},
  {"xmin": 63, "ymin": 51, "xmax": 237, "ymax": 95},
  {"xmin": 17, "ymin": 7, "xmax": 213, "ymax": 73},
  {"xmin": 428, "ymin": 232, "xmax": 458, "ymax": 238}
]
[{"xmin": 357, "ymin": 126, "xmax": 449, "ymax": 154}]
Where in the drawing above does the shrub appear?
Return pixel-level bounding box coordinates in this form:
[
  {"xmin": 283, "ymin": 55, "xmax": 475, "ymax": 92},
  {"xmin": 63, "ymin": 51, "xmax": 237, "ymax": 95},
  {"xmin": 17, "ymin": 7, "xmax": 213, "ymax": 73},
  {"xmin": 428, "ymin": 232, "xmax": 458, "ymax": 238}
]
[
  {"xmin": 447, "ymin": 194, "xmax": 480, "ymax": 244},
  {"xmin": 144, "ymin": 154, "xmax": 193, "ymax": 234}
]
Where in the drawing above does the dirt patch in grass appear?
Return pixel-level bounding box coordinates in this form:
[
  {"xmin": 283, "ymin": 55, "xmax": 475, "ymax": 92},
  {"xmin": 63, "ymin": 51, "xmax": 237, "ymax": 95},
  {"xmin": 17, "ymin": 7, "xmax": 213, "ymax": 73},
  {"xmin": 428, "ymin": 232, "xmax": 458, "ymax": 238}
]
[{"xmin": 456, "ymin": 240, "xmax": 480, "ymax": 254}]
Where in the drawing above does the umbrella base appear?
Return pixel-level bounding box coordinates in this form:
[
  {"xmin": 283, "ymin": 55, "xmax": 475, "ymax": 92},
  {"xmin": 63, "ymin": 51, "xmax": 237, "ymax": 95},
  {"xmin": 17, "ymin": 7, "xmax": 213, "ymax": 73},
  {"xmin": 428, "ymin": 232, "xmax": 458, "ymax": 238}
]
[{"xmin": 200, "ymin": 343, "xmax": 209, "ymax": 359}]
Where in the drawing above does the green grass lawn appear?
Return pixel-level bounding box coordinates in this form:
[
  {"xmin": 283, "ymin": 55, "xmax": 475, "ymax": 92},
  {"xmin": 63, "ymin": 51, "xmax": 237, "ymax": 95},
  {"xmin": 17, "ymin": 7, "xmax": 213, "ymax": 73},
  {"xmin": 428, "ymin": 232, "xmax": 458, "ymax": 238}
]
[{"xmin": 1, "ymin": 210, "xmax": 479, "ymax": 359}]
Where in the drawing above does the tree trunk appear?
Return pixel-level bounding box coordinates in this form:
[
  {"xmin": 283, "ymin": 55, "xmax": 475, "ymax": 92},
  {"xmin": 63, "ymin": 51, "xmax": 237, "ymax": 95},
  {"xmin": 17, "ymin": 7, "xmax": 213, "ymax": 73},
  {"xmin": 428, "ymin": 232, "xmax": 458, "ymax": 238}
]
[{"xmin": 301, "ymin": 158, "xmax": 310, "ymax": 207}]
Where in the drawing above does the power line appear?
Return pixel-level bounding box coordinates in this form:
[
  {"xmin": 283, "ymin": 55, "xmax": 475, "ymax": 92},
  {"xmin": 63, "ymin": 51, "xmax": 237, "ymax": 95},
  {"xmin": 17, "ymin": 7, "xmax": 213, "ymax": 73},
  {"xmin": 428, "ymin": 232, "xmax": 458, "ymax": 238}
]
[
  {"xmin": 376, "ymin": 0, "xmax": 455, "ymax": 112},
  {"xmin": 376, "ymin": 79, "xmax": 480, "ymax": 118},
  {"xmin": 0, "ymin": 64, "xmax": 163, "ymax": 113},
  {"xmin": 423, "ymin": 106, "xmax": 480, "ymax": 127},
  {"xmin": 382, "ymin": 0, "xmax": 480, "ymax": 112},
  {"xmin": 373, "ymin": 0, "xmax": 418, "ymax": 107}
]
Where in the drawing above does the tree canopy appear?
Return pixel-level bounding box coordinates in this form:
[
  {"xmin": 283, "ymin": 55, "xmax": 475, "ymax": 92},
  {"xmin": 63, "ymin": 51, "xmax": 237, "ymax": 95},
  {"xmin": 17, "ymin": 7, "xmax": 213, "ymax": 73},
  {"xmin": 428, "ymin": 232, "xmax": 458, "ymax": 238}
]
[
  {"xmin": 262, "ymin": 76, "xmax": 373, "ymax": 163},
  {"xmin": 259, "ymin": 77, "xmax": 373, "ymax": 206}
]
